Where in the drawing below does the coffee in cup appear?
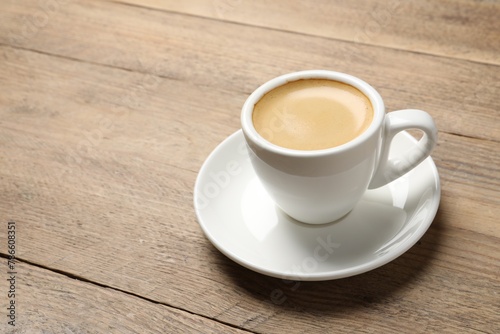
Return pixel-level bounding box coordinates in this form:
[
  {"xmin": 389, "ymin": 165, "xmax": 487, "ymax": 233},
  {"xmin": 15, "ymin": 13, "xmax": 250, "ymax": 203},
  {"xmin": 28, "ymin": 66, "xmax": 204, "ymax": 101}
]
[{"xmin": 252, "ymin": 79, "xmax": 374, "ymax": 150}]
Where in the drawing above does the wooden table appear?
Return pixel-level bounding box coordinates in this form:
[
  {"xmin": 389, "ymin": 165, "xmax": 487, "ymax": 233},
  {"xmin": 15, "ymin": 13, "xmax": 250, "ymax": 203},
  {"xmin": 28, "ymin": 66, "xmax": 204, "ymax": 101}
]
[{"xmin": 1, "ymin": 0, "xmax": 499, "ymax": 333}]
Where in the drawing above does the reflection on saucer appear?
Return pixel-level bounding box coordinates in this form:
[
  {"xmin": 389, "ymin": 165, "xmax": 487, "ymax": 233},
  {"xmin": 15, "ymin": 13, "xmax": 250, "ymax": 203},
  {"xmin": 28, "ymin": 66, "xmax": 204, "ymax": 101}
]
[
  {"xmin": 375, "ymin": 187, "xmax": 436, "ymax": 257},
  {"xmin": 241, "ymin": 177, "xmax": 278, "ymax": 241}
]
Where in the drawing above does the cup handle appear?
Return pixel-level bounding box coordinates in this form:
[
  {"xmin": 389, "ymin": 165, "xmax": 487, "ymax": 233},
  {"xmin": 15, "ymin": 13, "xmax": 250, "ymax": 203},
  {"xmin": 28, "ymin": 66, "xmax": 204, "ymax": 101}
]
[{"xmin": 368, "ymin": 109, "xmax": 437, "ymax": 189}]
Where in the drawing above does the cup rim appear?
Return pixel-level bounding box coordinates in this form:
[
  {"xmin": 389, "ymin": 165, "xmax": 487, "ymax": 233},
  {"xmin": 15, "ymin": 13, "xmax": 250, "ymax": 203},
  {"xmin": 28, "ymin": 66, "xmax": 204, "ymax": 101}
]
[{"xmin": 241, "ymin": 70, "xmax": 385, "ymax": 157}]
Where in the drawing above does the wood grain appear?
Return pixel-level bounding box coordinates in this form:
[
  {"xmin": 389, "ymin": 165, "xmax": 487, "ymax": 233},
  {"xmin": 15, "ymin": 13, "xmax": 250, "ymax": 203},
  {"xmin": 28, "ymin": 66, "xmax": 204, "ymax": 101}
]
[
  {"xmin": 0, "ymin": 261, "xmax": 251, "ymax": 333},
  {"xmin": 0, "ymin": 0, "xmax": 499, "ymax": 142},
  {"xmin": 0, "ymin": 0, "xmax": 498, "ymax": 333},
  {"xmin": 0, "ymin": 44, "xmax": 498, "ymax": 332},
  {"xmin": 111, "ymin": 0, "xmax": 500, "ymax": 65}
]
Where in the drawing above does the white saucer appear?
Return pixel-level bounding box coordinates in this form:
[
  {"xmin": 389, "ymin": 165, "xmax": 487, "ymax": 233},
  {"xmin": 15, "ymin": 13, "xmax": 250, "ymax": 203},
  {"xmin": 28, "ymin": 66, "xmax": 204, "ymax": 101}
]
[{"xmin": 194, "ymin": 130, "xmax": 440, "ymax": 281}]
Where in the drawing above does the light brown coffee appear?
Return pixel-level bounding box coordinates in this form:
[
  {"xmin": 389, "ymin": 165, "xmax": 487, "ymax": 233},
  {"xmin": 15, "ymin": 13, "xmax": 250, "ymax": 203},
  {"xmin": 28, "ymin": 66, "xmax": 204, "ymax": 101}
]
[{"xmin": 252, "ymin": 79, "xmax": 374, "ymax": 150}]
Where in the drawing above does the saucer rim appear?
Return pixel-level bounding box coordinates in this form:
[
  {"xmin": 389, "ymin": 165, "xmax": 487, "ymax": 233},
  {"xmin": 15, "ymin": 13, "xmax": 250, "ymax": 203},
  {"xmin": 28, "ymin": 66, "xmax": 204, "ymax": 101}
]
[{"xmin": 194, "ymin": 130, "xmax": 441, "ymax": 281}]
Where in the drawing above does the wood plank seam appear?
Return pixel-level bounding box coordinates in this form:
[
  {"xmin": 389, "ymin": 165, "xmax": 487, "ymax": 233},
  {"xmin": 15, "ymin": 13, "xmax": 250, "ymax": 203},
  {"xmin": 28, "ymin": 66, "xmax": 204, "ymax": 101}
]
[
  {"xmin": 0, "ymin": 42, "xmax": 181, "ymax": 84},
  {"xmin": 108, "ymin": 0, "xmax": 500, "ymax": 67},
  {"xmin": 0, "ymin": 254, "xmax": 258, "ymax": 334}
]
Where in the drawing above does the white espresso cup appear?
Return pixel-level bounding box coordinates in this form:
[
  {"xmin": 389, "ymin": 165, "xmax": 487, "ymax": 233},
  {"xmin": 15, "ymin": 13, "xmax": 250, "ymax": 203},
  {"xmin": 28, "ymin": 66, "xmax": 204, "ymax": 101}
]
[{"xmin": 241, "ymin": 70, "xmax": 437, "ymax": 224}]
